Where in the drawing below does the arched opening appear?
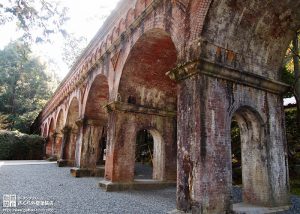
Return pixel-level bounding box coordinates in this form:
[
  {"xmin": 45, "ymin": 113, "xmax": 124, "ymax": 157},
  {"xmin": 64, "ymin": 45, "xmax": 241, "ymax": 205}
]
[
  {"xmin": 134, "ymin": 128, "xmax": 164, "ymax": 180},
  {"xmin": 135, "ymin": 129, "xmax": 154, "ymax": 179},
  {"xmin": 46, "ymin": 118, "xmax": 55, "ymax": 157},
  {"xmin": 105, "ymin": 28, "xmax": 177, "ymax": 182},
  {"xmin": 231, "ymin": 120, "xmax": 242, "ymax": 186},
  {"xmin": 82, "ymin": 75, "xmax": 109, "ymax": 169},
  {"xmin": 230, "ymin": 106, "xmax": 269, "ymax": 206},
  {"xmin": 64, "ymin": 97, "xmax": 79, "ymax": 164},
  {"xmin": 55, "ymin": 109, "xmax": 65, "ymax": 158}
]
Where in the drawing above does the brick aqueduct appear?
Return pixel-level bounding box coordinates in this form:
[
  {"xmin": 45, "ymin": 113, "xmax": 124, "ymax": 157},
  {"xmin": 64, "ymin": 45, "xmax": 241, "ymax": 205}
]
[{"xmin": 35, "ymin": 0, "xmax": 300, "ymax": 213}]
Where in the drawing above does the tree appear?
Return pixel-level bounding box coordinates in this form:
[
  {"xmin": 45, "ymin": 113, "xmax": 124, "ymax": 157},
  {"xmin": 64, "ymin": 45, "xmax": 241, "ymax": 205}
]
[
  {"xmin": 0, "ymin": 41, "xmax": 58, "ymax": 132},
  {"xmin": 62, "ymin": 33, "xmax": 87, "ymax": 68},
  {"xmin": 0, "ymin": 0, "xmax": 69, "ymax": 43},
  {"xmin": 283, "ymin": 31, "xmax": 300, "ymax": 125}
]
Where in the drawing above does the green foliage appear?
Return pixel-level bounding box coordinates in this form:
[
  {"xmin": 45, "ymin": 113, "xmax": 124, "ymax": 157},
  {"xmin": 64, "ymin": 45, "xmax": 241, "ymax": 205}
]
[
  {"xmin": 0, "ymin": 41, "xmax": 58, "ymax": 133},
  {"xmin": 0, "ymin": 0, "xmax": 69, "ymax": 43},
  {"xmin": 282, "ymin": 66, "xmax": 295, "ymax": 98},
  {"xmin": 285, "ymin": 107, "xmax": 300, "ymax": 177},
  {"xmin": 62, "ymin": 33, "xmax": 87, "ymax": 68},
  {"xmin": 0, "ymin": 130, "xmax": 44, "ymax": 160},
  {"xmin": 290, "ymin": 178, "xmax": 300, "ymax": 196}
]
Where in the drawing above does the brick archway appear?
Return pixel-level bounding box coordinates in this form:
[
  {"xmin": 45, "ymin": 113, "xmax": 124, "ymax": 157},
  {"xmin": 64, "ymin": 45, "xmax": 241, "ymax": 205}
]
[
  {"xmin": 54, "ymin": 109, "xmax": 65, "ymax": 159},
  {"xmin": 78, "ymin": 74, "xmax": 109, "ymax": 171},
  {"xmin": 62, "ymin": 97, "xmax": 80, "ymax": 166},
  {"xmin": 104, "ymin": 28, "xmax": 178, "ymax": 183},
  {"xmin": 231, "ymin": 106, "xmax": 271, "ymax": 206},
  {"xmin": 134, "ymin": 128, "xmax": 165, "ymax": 181},
  {"xmin": 46, "ymin": 118, "xmax": 55, "ymax": 158}
]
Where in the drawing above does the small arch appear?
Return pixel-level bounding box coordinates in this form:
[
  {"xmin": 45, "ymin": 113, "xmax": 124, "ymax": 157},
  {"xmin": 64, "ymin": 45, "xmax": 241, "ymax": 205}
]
[
  {"xmin": 134, "ymin": 128, "xmax": 165, "ymax": 180},
  {"xmin": 46, "ymin": 118, "xmax": 55, "ymax": 157},
  {"xmin": 230, "ymin": 106, "xmax": 270, "ymax": 206}
]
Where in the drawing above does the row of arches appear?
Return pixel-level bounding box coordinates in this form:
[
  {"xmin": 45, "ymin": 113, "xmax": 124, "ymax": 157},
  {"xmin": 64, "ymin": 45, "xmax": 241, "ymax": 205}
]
[{"xmin": 38, "ymin": 0, "xmax": 300, "ymax": 210}]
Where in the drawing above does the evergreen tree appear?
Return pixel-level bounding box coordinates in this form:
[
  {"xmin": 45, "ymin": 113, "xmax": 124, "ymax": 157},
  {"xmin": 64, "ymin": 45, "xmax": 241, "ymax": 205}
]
[{"xmin": 0, "ymin": 41, "xmax": 58, "ymax": 132}]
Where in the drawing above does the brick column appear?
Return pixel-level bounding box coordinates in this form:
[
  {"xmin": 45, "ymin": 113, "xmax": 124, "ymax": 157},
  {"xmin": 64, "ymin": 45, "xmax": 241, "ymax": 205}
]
[
  {"xmin": 167, "ymin": 60, "xmax": 290, "ymax": 213},
  {"xmin": 79, "ymin": 119, "xmax": 105, "ymax": 169},
  {"xmin": 54, "ymin": 132, "xmax": 63, "ymax": 159},
  {"xmin": 104, "ymin": 102, "xmax": 177, "ymax": 183},
  {"xmin": 57, "ymin": 126, "xmax": 71, "ymax": 167}
]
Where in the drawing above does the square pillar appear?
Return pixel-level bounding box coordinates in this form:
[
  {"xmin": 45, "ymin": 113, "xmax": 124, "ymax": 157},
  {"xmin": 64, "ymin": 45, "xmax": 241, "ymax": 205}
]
[
  {"xmin": 167, "ymin": 60, "xmax": 290, "ymax": 213},
  {"xmin": 104, "ymin": 102, "xmax": 177, "ymax": 183}
]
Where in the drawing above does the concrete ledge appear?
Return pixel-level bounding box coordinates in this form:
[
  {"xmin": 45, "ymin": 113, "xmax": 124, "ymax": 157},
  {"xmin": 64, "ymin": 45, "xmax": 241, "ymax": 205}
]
[
  {"xmin": 70, "ymin": 166, "xmax": 105, "ymax": 177},
  {"xmin": 98, "ymin": 179, "xmax": 176, "ymax": 192},
  {"xmin": 232, "ymin": 203, "xmax": 290, "ymax": 214}
]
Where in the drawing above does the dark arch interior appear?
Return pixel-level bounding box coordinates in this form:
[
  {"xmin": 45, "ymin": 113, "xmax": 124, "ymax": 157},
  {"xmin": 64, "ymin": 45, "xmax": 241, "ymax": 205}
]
[
  {"xmin": 231, "ymin": 119, "xmax": 242, "ymax": 186},
  {"xmin": 135, "ymin": 129, "xmax": 154, "ymax": 180},
  {"xmin": 118, "ymin": 28, "xmax": 178, "ymax": 111}
]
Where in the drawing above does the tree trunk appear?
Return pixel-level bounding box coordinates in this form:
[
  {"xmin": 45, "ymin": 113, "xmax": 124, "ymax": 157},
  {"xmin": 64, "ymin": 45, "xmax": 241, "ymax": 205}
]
[{"xmin": 292, "ymin": 32, "xmax": 300, "ymax": 128}]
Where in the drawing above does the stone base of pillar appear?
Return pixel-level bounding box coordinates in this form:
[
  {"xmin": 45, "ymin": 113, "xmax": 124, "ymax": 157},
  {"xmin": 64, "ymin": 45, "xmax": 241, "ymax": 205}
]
[
  {"xmin": 70, "ymin": 166, "xmax": 105, "ymax": 177},
  {"xmin": 232, "ymin": 203, "xmax": 290, "ymax": 213},
  {"xmin": 57, "ymin": 159, "xmax": 72, "ymax": 167},
  {"xmin": 98, "ymin": 179, "xmax": 176, "ymax": 192}
]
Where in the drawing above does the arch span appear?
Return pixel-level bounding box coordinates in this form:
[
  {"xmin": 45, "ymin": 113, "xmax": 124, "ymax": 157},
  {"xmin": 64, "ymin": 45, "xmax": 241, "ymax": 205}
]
[
  {"xmin": 79, "ymin": 74, "xmax": 109, "ymax": 170},
  {"xmin": 62, "ymin": 97, "xmax": 80, "ymax": 166}
]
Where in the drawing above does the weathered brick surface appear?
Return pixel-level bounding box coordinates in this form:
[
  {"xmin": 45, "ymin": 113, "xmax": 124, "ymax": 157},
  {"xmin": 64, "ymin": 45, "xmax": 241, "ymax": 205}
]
[
  {"xmin": 104, "ymin": 102, "xmax": 177, "ymax": 182},
  {"xmin": 36, "ymin": 0, "xmax": 300, "ymax": 213},
  {"xmin": 176, "ymin": 67, "xmax": 289, "ymax": 213}
]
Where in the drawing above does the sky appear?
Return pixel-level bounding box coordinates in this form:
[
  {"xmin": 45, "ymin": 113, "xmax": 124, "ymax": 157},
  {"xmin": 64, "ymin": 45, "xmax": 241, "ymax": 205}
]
[{"xmin": 0, "ymin": 0, "xmax": 120, "ymax": 80}]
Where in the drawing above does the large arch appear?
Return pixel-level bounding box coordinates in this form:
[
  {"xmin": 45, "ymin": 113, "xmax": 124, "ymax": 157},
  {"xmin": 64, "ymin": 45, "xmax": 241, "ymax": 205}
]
[
  {"xmin": 174, "ymin": 1, "xmax": 299, "ymax": 213},
  {"xmin": 118, "ymin": 28, "xmax": 177, "ymax": 110},
  {"xmin": 54, "ymin": 108, "xmax": 65, "ymax": 159},
  {"xmin": 104, "ymin": 28, "xmax": 178, "ymax": 183},
  {"xmin": 200, "ymin": 0, "xmax": 300, "ymax": 79},
  {"xmin": 79, "ymin": 74, "xmax": 109, "ymax": 172},
  {"xmin": 45, "ymin": 118, "xmax": 55, "ymax": 157},
  {"xmin": 62, "ymin": 97, "xmax": 80, "ymax": 166}
]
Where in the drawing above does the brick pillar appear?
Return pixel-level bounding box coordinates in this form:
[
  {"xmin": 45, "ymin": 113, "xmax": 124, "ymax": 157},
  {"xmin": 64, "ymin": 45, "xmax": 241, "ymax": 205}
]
[
  {"xmin": 79, "ymin": 119, "xmax": 105, "ymax": 169},
  {"xmin": 74, "ymin": 118, "xmax": 84, "ymax": 167},
  {"xmin": 51, "ymin": 133, "xmax": 57, "ymax": 157},
  {"xmin": 104, "ymin": 102, "xmax": 177, "ymax": 183},
  {"xmin": 167, "ymin": 60, "xmax": 290, "ymax": 213},
  {"xmin": 55, "ymin": 133, "xmax": 63, "ymax": 159},
  {"xmin": 57, "ymin": 126, "xmax": 71, "ymax": 166},
  {"xmin": 104, "ymin": 108, "xmax": 135, "ymax": 182}
]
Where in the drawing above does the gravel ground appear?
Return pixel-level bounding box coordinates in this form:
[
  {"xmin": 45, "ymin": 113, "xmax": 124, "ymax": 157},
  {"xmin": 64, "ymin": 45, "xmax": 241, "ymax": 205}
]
[
  {"xmin": 0, "ymin": 161, "xmax": 299, "ymax": 214},
  {"xmin": 0, "ymin": 161, "xmax": 176, "ymax": 214}
]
